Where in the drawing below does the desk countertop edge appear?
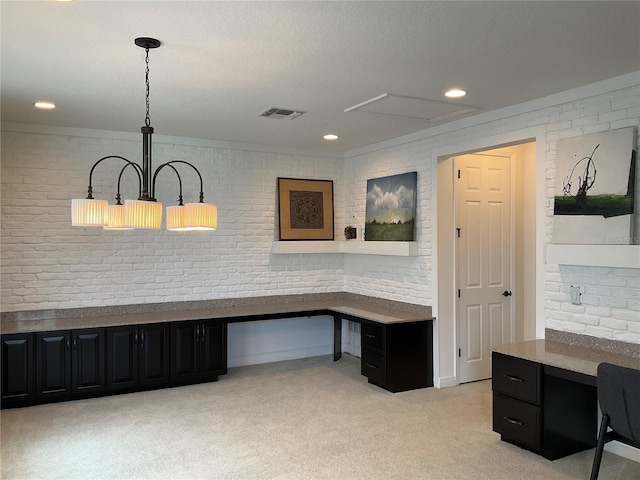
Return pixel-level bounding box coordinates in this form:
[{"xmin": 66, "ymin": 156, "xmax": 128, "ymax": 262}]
[
  {"xmin": 493, "ymin": 340, "xmax": 639, "ymax": 377},
  {"xmin": 1, "ymin": 295, "xmax": 434, "ymax": 335}
]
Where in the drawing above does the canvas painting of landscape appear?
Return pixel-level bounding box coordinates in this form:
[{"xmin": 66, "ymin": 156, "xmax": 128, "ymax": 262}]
[
  {"xmin": 365, "ymin": 172, "xmax": 417, "ymax": 241},
  {"xmin": 553, "ymin": 127, "xmax": 636, "ymax": 244}
]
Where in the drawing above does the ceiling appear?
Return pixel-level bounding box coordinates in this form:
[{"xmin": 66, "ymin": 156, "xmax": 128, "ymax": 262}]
[{"xmin": 2, "ymin": 1, "xmax": 639, "ymax": 153}]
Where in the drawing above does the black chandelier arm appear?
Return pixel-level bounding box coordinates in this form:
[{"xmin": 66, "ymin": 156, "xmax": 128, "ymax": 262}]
[
  {"xmin": 164, "ymin": 164, "xmax": 184, "ymax": 206},
  {"xmin": 86, "ymin": 156, "xmax": 143, "ymax": 200},
  {"xmin": 114, "ymin": 162, "xmax": 144, "ymax": 205},
  {"xmin": 151, "ymin": 160, "xmax": 205, "ymax": 203}
]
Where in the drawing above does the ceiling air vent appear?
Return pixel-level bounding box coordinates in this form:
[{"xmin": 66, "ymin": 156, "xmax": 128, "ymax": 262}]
[{"xmin": 259, "ymin": 107, "xmax": 306, "ymax": 120}]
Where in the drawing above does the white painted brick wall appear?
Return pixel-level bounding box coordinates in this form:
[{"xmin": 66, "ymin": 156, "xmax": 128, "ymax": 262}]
[
  {"xmin": 344, "ymin": 82, "xmax": 640, "ymax": 344},
  {"xmin": 2, "ymin": 78, "xmax": 639, "ymax": 346},
  {"xmin": 1, "ymin": 132, "xmax": 344, "ymax": 310}
]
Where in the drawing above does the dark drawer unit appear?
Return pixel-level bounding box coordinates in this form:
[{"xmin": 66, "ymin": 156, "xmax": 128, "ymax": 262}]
[
  {"xmin": 492, "ymin": 352, "xmax": 597, "ymax": 460},
  {"xmin": 493, "ymin": 393, "xmax": 541, "ymax": 451},
  {"xmin": 360, "ymin": 320, "xmax": 433, "ymax": 393},
  {"xmin": 492, "ymin": 354, "xmax": 540, "ymax": 403}
]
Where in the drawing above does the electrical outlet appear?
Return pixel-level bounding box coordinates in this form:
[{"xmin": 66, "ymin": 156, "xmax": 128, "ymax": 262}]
[{"xmin": 570, "ymin": 285, "xmax": 581, "ymax": 305}]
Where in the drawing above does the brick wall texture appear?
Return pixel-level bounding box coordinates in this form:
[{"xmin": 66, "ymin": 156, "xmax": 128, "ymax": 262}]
[{"xmin": 2, "ymin": 79, "xmax": 639, "ymax": 344}]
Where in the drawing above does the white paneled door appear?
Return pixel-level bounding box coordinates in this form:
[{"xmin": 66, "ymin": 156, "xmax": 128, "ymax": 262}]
[{"xmin": 456, "ymin": 154, "xmax": 513, "ymax": 383}]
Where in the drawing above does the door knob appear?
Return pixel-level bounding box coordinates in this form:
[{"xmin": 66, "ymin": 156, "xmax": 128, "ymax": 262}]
[{"xmin": 502, "ymin": 291, "xmax": 512, "ymax": 297}]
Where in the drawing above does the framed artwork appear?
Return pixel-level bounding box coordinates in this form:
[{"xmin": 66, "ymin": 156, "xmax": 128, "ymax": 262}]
[
  {"xmin": 277, "ymin": 177, "xmax": 334, "ymax": 240},
  {"xmin": 365, "ymin": 171, "xmax": 417, "ymax": 241},
  {"xmin": 553, "ymin": 127, "xmax": 636, "ymax": 244}
]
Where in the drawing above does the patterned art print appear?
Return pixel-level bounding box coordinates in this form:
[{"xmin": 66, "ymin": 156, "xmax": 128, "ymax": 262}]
[
  {"xmin": 289, "ymin": 190, "xmax": 324, "ymax": 229},
  {"xmin": 277, "ymin": 178, "xmax": 334, "ymax": 240}
]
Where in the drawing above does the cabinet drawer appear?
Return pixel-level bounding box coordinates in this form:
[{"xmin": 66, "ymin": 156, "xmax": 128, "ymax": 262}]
[
  {"xmin": 361, "ymin": 350, "xmax": 386, "ymax": 386},
  {"xmin": 361, "ymin": 323, "xmax": 384, "ymax": 351},
  {"xmin": 493, "ymin": 393, "xmax": 541, "ymax": 451},
  {"xmin": 492, "ymin": 353, "xmax": 541, "ymax": 404}
]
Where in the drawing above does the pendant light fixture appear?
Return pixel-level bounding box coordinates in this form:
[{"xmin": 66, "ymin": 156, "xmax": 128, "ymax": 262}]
[{"xmin": 71, "ymin": 37, "xmax": 217, "ymax": 231}]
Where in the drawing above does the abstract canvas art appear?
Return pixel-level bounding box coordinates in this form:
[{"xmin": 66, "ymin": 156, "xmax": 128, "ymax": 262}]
[
  {"xmin": 553, "ymin": 127, "xmax": 636, "ymax": 244},
  {"xmin": 365, "ymin": 172, "xmax": 417, "ymax": 241}
]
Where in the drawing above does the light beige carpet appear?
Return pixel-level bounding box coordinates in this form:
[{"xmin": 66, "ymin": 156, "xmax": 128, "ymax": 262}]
[{"xmin": 1, "ymin": 354, "xmax": 638, "ymax": 479}]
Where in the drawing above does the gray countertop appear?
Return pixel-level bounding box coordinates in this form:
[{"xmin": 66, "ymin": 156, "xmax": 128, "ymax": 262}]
[
  {"xmin": 493, "ymin": 340, "xmax": 640, "ymax": 377},
  {"xmin": 1, "ymin": 293, "xmax": 434, "ymax": 334}
]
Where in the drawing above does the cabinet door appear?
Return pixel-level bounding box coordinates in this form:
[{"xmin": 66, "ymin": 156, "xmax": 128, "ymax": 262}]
[
  {"xmin": 36, "ymin": 331, "xmax": 71, "ymax": 400},
  {"xmin": 171, "ymin": 321, "xmax": 200, "ymax": 385},
  {"xmin": 1, "ymin": 333, "xmax": 35, "ymax": 407},
  {"xmin": 106, "ymin": 326, "xmax": 138, "ymax": 391},
  {"xmin": 200, "ymin": 320, "xmax": 226, "ymax": 380},
  {"xmin": 138, "ymin": 323, "xmax": 170, "ymax": 388},
  {"xmin": 72, "ymin": 328, "xmax": 105, "ymax": 395}
]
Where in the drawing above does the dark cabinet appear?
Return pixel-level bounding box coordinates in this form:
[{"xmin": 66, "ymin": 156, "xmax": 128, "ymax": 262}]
[
  {"xmin": 360, "ymin": 320, "xmax": 433, "ymax": 393},
  {"xmin": 106, "ymin": 323, "xmax": 170, "ymax": 391},
  {"xmin": 171, "ymin": 320, "xmax": 226, "ymax": 386},
  {"xmin": 35, "ymin": 328, "xmax": 105, "ymax": 402},
  {"xmin": 1, "ymin": 333, "xmax": 35, "ymax": 407},
  {"xmin": 72, "ymin": 329, "xmax": 106, "ymax": 395},
  {"xmin": 492, "ymin": 352, "xmax": 597, "ymax": 460}
]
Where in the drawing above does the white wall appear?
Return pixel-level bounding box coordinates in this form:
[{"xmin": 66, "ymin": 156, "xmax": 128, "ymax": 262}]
[
  {"xmin": 1, "ymin": 132, "xmax": 344, "ymax": 310},
  {"xmin": 2, "ymin": 72, "xmax": 639, "ymax": 382},
  {"xmin": 343, "ymin": 73, "xmax": 639, "ymax": 384}
]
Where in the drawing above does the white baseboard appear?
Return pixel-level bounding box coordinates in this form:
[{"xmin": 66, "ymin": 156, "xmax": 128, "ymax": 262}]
[
  {"xmin": 438, "ymin": 376, "xmax": 458, "ymax": 388},
  {"xmin": 605, "ymin": 441, "xmax": 640, "ymax": 462},
  {"xmin": 343, "ymin": 344, "xmax": 361, "ymax": 358},
  {"xmin": 228, "ymin": 344, "xmax": 332, "ymax": 368}
]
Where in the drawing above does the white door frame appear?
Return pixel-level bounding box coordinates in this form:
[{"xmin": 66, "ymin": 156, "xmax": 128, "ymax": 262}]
[{"xmin": 432, "ymin": 126, "xmax": 546, "ymax": 388}]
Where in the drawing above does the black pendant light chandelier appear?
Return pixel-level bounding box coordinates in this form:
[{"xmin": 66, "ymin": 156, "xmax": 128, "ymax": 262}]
[{"xmin": 71, "ymin": 37, "xmax": 217, "ymax": 231}]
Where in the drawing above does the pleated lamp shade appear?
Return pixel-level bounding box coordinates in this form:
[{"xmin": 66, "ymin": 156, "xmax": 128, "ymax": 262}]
[
  {"xmin": 166, "ymin": 205, "xmax": 188, "ymax": 231},
  {"xmin": 124, "ymin": 199, "xmax": 162, "ymax": 229},
  {"xmin": 71, "ymin": 198, "xmax": 109, "ymax": 226},
  {"xmin": 184, "ymin": 203, "xmax": 217, "ymax": 230},
  {"xmin": 103, "ymin": 204, "xmax": 134, "ymax": 230}
]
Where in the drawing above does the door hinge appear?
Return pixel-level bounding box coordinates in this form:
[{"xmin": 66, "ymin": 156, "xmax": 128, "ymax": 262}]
[
  {"xmin": 457, "ymin": 169, "xmax": 461, "ymax": 179},
  {"xmin": 458, "ymin": 348, "xmax": 462, "ymax": 357},
  {"xmin": 456, "ymin": 227, "xmax": 461, "ymax": 238},
  {"xmin": 458, "ymin": 289, "xmax": 461, "ymax": 298}
]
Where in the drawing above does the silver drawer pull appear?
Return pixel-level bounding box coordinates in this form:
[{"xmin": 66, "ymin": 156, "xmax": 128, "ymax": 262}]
[
  {"xmin": 503, "ymin": 374, "xmax": 524, "ymax": 383},
  {"xmin": 365, "ymin": 333, "xmax": 376, "ymax": 339},
  {"xmin": 503, "ymin": 416, "xmax": 524, "ymax": 427},
  {"xmin": 365, "ymin": 363, "xmax": 377, "ymax": 369}
]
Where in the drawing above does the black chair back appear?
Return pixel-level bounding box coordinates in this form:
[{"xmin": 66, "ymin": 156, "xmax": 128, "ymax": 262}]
[{"xmin": 596, "ymin": 362, "xmax": 640, "ymax": 443}]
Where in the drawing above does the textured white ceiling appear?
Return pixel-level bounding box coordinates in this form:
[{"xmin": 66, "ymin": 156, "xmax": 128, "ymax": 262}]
[{"xmin": 1, "ymin": 1, "xmax": 639, "ymax": 153}]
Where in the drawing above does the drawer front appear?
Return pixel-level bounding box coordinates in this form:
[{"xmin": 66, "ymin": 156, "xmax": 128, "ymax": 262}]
[
  {"xmin": 361, "ymin": 323, "xmax": 384, "ymax": 352},
  {"xmin": 361, "ymin": 350, "xmax": 386, "ymax": 386},
  {"xmin": 493, "ymin": 393, "xmax": 541, "ymax": 451},
  {"xmin": 492, "ymin": 353, "xmax": 541, "ymax": 404}
]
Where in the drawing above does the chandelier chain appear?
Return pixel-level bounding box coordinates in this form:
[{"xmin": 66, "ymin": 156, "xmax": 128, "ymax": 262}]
[{"xmin": 145, "ymin": 47, "xmax": 151, "ymax": 127}]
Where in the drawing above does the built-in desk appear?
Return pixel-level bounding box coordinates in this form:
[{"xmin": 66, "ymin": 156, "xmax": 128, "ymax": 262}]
[
  {"xmin": 492, "ymin": 340, "xmax": 639, "ymax": 460},
  {"xmin": 1, "ymin": 293, "xmax": 435, "ymax": 408}
]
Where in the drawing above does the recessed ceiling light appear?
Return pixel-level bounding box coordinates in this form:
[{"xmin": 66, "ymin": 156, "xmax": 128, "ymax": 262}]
[
  {"xmin": 323, "ymin": 134, "xmax": 339, "ymax": 141},
  {"xmin": 445, "ymin": 88, "xmax": 467, "ymax": 98},
  {"xmin": 34, "ymin": 101, "xmax": 56, "ymax": 110}
]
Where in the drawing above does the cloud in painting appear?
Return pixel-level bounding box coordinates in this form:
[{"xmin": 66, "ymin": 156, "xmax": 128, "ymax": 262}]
[{"xmin": 365, "ymin": 173, "xmax": 417, "ymax": 224}]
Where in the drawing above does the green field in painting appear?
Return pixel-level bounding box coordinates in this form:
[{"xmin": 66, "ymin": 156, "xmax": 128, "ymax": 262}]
[
  {"xmin": 554, "ymin": 195, "xmax": 633, "ymax": 217},
  {"xmin": 365, "ymin": 219, "xmax": 415, "ymax": 241}
]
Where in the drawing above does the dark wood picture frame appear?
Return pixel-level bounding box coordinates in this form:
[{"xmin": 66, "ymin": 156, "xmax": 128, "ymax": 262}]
[{"xmin": 277, "ymin": 177, "xmax": 334, "ymax": 240}]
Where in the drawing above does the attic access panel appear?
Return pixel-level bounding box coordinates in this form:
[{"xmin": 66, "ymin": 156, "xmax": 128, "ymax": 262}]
[{"xmin": 345, "ymin": 93, "xmax": 479, "ymax": 123}]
